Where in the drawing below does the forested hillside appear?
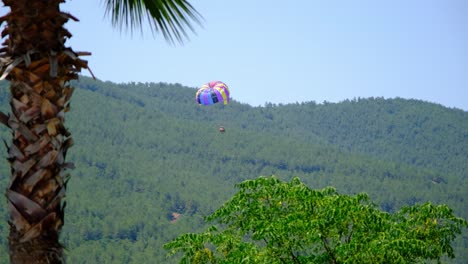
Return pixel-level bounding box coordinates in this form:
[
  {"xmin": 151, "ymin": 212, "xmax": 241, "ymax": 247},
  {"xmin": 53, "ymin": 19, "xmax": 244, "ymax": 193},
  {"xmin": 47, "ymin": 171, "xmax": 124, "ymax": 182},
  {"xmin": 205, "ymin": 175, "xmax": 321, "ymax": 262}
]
[{"xmin": 0, "ymin": 77, "xmax": 466, "ymax": 263}]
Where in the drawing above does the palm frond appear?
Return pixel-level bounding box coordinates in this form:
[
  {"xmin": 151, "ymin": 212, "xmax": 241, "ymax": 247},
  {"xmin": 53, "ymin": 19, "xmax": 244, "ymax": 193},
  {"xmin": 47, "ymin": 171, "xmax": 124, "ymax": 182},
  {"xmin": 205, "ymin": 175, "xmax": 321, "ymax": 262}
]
[{"xmin": 103, "ymin": 0, "xmax": 203, "ymax": 44}]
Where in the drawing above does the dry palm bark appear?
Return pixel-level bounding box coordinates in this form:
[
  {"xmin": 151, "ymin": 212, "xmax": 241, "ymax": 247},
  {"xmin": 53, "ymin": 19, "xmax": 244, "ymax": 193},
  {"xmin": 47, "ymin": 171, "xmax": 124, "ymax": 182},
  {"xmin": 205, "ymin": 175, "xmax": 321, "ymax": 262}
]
[{"xmin": 0, "ymin": 0, "xmax": 91, "ymax": 263}]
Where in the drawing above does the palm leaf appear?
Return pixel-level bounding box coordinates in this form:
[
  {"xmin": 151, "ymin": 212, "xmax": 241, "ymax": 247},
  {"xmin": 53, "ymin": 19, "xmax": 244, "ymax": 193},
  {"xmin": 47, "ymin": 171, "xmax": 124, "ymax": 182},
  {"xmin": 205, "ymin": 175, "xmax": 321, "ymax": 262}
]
[{"xmin": 104, "ymin": 0, "xmax": 203, "ymax": 43}]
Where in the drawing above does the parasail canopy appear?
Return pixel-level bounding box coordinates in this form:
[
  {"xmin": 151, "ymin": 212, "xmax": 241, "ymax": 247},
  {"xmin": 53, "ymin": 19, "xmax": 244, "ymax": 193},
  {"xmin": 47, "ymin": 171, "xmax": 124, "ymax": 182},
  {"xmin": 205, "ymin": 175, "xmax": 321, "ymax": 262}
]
[{"xmin": 196, "ymin": 81, "xmax": 230, "ymax": 105}]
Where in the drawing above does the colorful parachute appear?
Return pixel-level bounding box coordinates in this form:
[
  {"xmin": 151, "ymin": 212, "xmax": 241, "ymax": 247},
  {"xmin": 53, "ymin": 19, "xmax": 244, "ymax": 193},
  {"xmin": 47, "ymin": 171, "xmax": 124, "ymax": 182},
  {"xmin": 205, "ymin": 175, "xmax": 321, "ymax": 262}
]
[{"xmin": 196, "ymin": 81, "xmax": 230, "ymax": 105}]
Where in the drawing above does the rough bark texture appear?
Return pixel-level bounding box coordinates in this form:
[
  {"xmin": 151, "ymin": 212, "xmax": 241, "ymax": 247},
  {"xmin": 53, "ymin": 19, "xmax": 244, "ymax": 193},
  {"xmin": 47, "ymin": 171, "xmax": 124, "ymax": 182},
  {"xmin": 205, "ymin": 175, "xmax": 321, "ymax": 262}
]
[{"xmin": 0, "ymin": 0, "xmax": 90, "ymax": 263}]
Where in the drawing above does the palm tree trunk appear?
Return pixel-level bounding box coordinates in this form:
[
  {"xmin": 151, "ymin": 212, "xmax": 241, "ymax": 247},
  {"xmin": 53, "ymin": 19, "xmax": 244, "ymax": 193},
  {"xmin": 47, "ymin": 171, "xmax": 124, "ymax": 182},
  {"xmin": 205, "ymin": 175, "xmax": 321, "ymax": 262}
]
[{"xmin": 0, "ymin": 0, "xmax": 90, "ymax": 262}]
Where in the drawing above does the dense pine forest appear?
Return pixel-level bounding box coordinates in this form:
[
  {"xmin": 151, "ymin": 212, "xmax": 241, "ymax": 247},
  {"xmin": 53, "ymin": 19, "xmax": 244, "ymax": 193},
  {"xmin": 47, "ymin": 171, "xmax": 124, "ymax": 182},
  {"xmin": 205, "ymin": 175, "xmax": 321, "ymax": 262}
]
[{"xmin": 0, "ymin": 77, "xmax": 466, "ymax": 263}]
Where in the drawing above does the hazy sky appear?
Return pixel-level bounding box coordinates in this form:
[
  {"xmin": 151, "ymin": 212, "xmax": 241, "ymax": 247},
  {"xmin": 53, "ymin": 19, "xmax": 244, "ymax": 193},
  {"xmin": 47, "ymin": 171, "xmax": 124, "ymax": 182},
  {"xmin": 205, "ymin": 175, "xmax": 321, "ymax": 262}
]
[{"xmin": 7, "ymin": 1, "xmax": 468, "ymax": 110}]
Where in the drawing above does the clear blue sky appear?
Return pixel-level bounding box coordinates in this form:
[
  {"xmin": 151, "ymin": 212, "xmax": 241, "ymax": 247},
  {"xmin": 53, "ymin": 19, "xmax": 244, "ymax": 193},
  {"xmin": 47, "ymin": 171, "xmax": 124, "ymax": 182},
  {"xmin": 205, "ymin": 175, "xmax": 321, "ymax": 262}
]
[{"xmin": 6, "ymin": 1, "xmax": 468, "ymax": 110}]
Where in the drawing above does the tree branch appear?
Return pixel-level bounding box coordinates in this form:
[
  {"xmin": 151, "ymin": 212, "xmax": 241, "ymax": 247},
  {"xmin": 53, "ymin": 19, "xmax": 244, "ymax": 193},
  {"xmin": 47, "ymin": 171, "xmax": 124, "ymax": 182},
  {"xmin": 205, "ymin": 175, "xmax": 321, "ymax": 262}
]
[
  {"xmin": 290, "ymin": 248, "xmax": 301, "ymax": 264},
  {"xmin": 321, "ymin": 236, "xmax": 337, "ymax": 264}
]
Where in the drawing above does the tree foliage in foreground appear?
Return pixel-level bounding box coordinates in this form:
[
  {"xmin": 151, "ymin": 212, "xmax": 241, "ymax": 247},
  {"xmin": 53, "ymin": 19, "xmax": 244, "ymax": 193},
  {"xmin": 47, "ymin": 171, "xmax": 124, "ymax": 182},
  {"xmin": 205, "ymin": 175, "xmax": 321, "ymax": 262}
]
[{"xmin": 165, "ymin": 176, "xmax": 468, "ymax": 263}]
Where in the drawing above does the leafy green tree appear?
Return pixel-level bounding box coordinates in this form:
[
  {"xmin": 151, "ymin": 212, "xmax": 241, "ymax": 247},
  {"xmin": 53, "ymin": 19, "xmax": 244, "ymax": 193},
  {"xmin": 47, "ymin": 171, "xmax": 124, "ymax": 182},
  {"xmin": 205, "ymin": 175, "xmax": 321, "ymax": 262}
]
[
  {"xmin": 0, "ymin": 0, "xmax": 201, "ymax": 263},
  {"xmin": 165, "ymin": 176, "xmax": 468, "ymax": 263}
]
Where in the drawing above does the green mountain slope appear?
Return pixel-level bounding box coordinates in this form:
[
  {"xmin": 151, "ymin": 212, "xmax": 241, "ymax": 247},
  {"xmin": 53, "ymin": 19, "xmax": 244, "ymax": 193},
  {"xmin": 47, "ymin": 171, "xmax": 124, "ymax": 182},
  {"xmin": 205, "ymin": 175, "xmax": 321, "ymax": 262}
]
[
  {"xmin": 0, "ymin": 77, "xmax": 466, "ymax": 263},
  {"xmin": 256, "ymin": 98, "xmax": 468, "ymax": 179}
]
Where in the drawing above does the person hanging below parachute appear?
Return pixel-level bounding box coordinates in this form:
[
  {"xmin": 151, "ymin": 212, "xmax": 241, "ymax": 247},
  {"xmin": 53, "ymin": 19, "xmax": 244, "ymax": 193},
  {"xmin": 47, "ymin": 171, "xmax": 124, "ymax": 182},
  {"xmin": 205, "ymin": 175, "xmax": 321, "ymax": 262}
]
[{"xmin": 196, "ymin": 81, "xmax": 230, "ymax": 132}]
